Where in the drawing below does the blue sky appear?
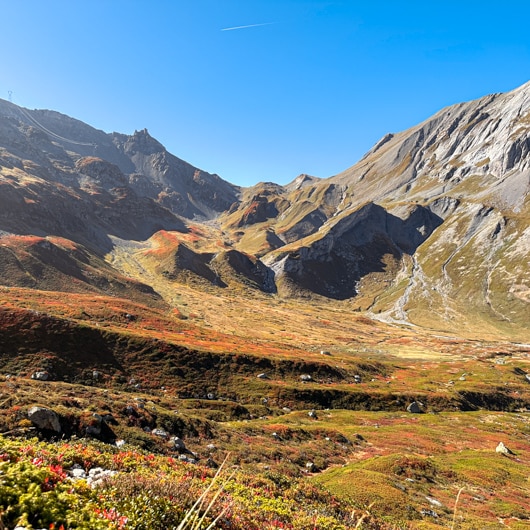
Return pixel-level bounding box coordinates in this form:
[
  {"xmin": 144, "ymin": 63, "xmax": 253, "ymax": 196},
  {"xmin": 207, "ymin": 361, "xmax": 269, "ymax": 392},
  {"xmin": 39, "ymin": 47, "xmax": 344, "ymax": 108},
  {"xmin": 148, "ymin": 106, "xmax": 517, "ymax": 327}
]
[{"xmin": 2, "ymin": 1, "xmax": 530, "ymax": 187}]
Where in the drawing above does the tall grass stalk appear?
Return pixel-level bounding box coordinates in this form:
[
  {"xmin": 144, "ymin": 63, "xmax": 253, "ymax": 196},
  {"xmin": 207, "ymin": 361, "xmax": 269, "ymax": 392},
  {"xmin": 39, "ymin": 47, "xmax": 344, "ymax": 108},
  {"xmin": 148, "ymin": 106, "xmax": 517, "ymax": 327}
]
[
  {"xmin": 176, "ymin": 455, "xmax": 234, "ymax": 530},
  {"xmin": 451, "ymin": 487, "xmax": 465, "ymax": 530}
]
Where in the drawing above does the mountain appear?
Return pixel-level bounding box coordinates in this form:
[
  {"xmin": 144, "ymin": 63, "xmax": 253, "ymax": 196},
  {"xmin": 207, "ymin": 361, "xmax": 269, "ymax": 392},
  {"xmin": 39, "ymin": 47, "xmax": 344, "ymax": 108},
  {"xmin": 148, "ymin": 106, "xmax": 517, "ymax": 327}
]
[
  {"xmin": 0, "ymin": 82, "xmax": 528, "ymax": 339},
  {"xmin": 1, "ymin": 85, "xmax": 530, "ymax": 530},
  {"xmin": 0, "ymin": 99, "xmax": 238, "ymax": 302},
  {"xmin": 220, "ymin": 82, "xmax": 530, "ymax": 337}
]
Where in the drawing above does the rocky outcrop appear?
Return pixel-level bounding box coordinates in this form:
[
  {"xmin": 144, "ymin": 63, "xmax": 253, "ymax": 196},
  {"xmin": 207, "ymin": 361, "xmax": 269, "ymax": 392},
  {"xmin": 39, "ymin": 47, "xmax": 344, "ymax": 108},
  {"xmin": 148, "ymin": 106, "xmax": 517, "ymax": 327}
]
[{"xmin": 265, "ymin": 202, "xmax": 443, "ymax": 299}]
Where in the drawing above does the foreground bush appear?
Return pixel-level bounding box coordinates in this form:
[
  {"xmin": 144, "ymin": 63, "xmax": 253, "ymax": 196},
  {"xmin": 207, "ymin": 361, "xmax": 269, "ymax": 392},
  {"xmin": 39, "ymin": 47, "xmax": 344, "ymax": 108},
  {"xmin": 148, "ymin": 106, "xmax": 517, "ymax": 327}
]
[{"xmin": 0, "ymin": 435, "xmax": 390, "ymax": 530}]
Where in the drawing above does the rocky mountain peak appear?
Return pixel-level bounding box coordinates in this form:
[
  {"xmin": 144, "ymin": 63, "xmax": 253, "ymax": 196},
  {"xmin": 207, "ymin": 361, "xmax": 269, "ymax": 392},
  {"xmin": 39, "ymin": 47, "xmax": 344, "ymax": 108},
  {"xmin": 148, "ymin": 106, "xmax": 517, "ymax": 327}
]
[
  {"xmin": 333, "ymin": 81, "xmax": 530, "ymax": 212},
  {"xmin": 120, "ymin": 128, "xmax": 166, "ymax": 156}
]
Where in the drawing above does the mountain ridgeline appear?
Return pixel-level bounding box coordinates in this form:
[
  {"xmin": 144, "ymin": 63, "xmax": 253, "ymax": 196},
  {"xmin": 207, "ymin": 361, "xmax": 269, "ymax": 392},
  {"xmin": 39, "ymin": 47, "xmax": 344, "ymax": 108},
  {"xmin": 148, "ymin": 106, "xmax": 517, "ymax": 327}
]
[{"xmin": 0, "ymin": 82, "xmax": 528, "ymax": 338}]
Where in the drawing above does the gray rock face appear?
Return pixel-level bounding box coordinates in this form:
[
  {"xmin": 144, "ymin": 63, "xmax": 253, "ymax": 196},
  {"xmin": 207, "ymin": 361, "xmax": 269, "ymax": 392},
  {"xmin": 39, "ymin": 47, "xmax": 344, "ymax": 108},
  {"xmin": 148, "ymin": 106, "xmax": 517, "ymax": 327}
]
[
  {"xmin": 27, "ymin": 406, "xmax": 61, "ymax": 432},
  {"xmin": 260, "ymin": 82, "xmax": 529, "ymax": 335}
]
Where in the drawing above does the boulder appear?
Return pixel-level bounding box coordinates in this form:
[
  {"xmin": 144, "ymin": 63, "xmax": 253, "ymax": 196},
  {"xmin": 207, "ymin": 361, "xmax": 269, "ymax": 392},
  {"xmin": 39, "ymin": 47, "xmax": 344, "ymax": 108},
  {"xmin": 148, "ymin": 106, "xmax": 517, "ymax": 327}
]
[
  {"xmin": 496, "ymin": 442, "xmax": 515, "ymax": 455},
  {"xmin": 27, "ymin": 406, "xmax": 61, "ymax": 433},
  {"xmin": 69, "ymin": 467, "xmax": 87, "ymax": 479},
  {"xmin": 85, "ymin": 425, "xmax": 101, "ymax": 437},
  {"xmin": 300, "ymin": 374, "xmax": 312, "ymax": 382},
  {"xmin": 102, "ymin": 413, "xmax": 117, "ymax": 425},
  {"xmin": 407, "ymin": 401, "xmax": 424, "ymax": 414},
  {"xmin": 171, "ymin": 436, "xmax": 187, "ymax": 451},
  {"xmin": 31, "ymin": 371, "xmax": 50, "ymax": 381},
  {"xmin": 152, "ymin": 428, "xmax": 168, "ymax": 438},
  {"xmin": 178, "ymin": 454, "xmax": 197, "ymax": 464}
]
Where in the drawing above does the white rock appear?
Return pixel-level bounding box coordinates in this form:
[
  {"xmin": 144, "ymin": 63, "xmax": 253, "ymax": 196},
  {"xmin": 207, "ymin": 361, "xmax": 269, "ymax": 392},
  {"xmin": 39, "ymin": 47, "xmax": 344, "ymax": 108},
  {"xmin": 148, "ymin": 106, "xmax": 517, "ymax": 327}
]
[{"xmin": 496, "ymin": 442, "xmax": 514, "ymax": 455}]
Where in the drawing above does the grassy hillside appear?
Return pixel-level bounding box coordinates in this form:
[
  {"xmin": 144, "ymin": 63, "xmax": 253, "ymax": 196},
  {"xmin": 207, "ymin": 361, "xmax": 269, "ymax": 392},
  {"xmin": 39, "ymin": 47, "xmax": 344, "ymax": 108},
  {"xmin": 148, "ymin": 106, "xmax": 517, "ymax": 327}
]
[{"xmin": 1, "ymin": 286, "xmax": 529, "ymax": 528}]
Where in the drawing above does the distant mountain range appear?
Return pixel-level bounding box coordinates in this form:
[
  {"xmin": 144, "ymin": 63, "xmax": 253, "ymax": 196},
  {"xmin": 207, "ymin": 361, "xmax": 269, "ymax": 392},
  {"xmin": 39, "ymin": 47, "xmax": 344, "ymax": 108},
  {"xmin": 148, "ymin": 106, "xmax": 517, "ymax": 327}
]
[{"xmin": 0, "ymin": 81, "xmax": 528, "ymax": 337}]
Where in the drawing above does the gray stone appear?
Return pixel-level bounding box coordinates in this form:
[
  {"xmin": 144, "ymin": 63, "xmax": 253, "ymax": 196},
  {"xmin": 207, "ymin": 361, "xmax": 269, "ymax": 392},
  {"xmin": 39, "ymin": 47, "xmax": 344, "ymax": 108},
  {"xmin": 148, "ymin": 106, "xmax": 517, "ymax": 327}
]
[
  {"xmin": 69, "ymin": 467, "xmax": 87, "ymax": 479},
  {"xmin": 178, "ymin": 454, "xmax": 197, "ymax": 464},
  {"xmin": 31, "ymin": 371, "xmax": 50, "ymax": 381},
  {"xmin": 27, "ymin": 406, "xmax": 61, "ymax": 432},
  {"xmin": 425, "ymin": 496, "xmax": 443, "ymax": 507},
  {"xmin": 171, "ymin": 436, "xmax": 187, "ymax": 450},
  {"xmin": 152, "ymin": 428, "xmax": 168, "ymax": 438},
  {"xmin": 496, "ymin": 441, "xmax": 515, "ymax": 455},
  {"xmin": 300, "ymin": 374, "xmax": 312, "ymax": 382},
  {"xmin": 420, "ymin": 509, "xmax": 438, "ymax": 518},
  {"xmin": 407, "ymin": 401, "xmax": 424, "ymax": 413},
  {"xmin": 102, "ymin": 413, "xmax": 116, "ymax": 424},
  {"xmin": 85, "ymin": 425, "xmax": 101, "ymax": 437}
]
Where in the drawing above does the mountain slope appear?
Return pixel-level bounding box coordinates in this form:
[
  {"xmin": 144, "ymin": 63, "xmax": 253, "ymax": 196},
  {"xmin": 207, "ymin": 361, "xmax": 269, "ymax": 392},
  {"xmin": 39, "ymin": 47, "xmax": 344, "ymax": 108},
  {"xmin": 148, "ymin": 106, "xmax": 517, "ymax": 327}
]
[
  {"xmin": 0, "ymin": 82, "xmax": 529, "ymax": 339},
  {"xmin": 233, "ymin": 82, "xmax": 530, "ymax": 337}
]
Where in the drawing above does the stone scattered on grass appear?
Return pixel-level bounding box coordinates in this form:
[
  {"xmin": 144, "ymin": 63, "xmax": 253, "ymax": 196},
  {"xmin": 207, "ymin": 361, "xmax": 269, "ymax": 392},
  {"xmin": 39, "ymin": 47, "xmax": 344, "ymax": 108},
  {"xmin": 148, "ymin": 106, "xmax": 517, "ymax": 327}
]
[
  {"xmin": 496, "ymin": 441, "xmax": 515, "ymax": 455},
  {"xmin": 31, "ymin": 371, "xmax": 50, "ymax": 381},
  {"xmin": 178, "ymin": 454, "xmax": 197, "ymax": 464},
  {"xmin": 406, "ymin": 401, "xmax": 424, "ymax": 414},
  {"xmin": 152, "ymin": 428, "xmax": 169, "ymax": 438},
  {"xmin": 27, "ymin": 406, "xmax": 61, "ymax": 433},
  {"xmin": 420, "ymin": 509, "xmax": 438, "ymax": 518},
  {"xmin": 425, "ymin": 496, "xmax": 443, "ymax": 507},
  {"xmin": 171, "ymin": 436, "xmax": 187, "ymax": 451}
]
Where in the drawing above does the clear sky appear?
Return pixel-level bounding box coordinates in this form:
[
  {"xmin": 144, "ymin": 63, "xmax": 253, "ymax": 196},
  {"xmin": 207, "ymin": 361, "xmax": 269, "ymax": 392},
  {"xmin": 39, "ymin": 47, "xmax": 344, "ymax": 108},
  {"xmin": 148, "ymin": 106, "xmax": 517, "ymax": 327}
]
[{"xmin": 2, "ymin": 1, "xmax": 530, "ymax": 187}]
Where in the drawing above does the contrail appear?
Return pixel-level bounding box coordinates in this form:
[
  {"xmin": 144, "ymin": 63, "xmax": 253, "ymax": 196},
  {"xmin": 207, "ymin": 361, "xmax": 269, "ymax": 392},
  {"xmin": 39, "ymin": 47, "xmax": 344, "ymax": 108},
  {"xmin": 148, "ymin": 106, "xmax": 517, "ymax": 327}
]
[{"xmin": 221, "ymin": 22, "xmax": 275, "ymax": 31}]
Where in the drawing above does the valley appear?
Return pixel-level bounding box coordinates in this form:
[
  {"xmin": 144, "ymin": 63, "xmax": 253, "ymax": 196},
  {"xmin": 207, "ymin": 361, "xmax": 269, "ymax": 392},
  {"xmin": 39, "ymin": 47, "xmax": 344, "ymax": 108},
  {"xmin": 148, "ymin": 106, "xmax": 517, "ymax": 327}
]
[{"xmin": 0, "ymin": 82, "xmax": 529, "ymax": 529}]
